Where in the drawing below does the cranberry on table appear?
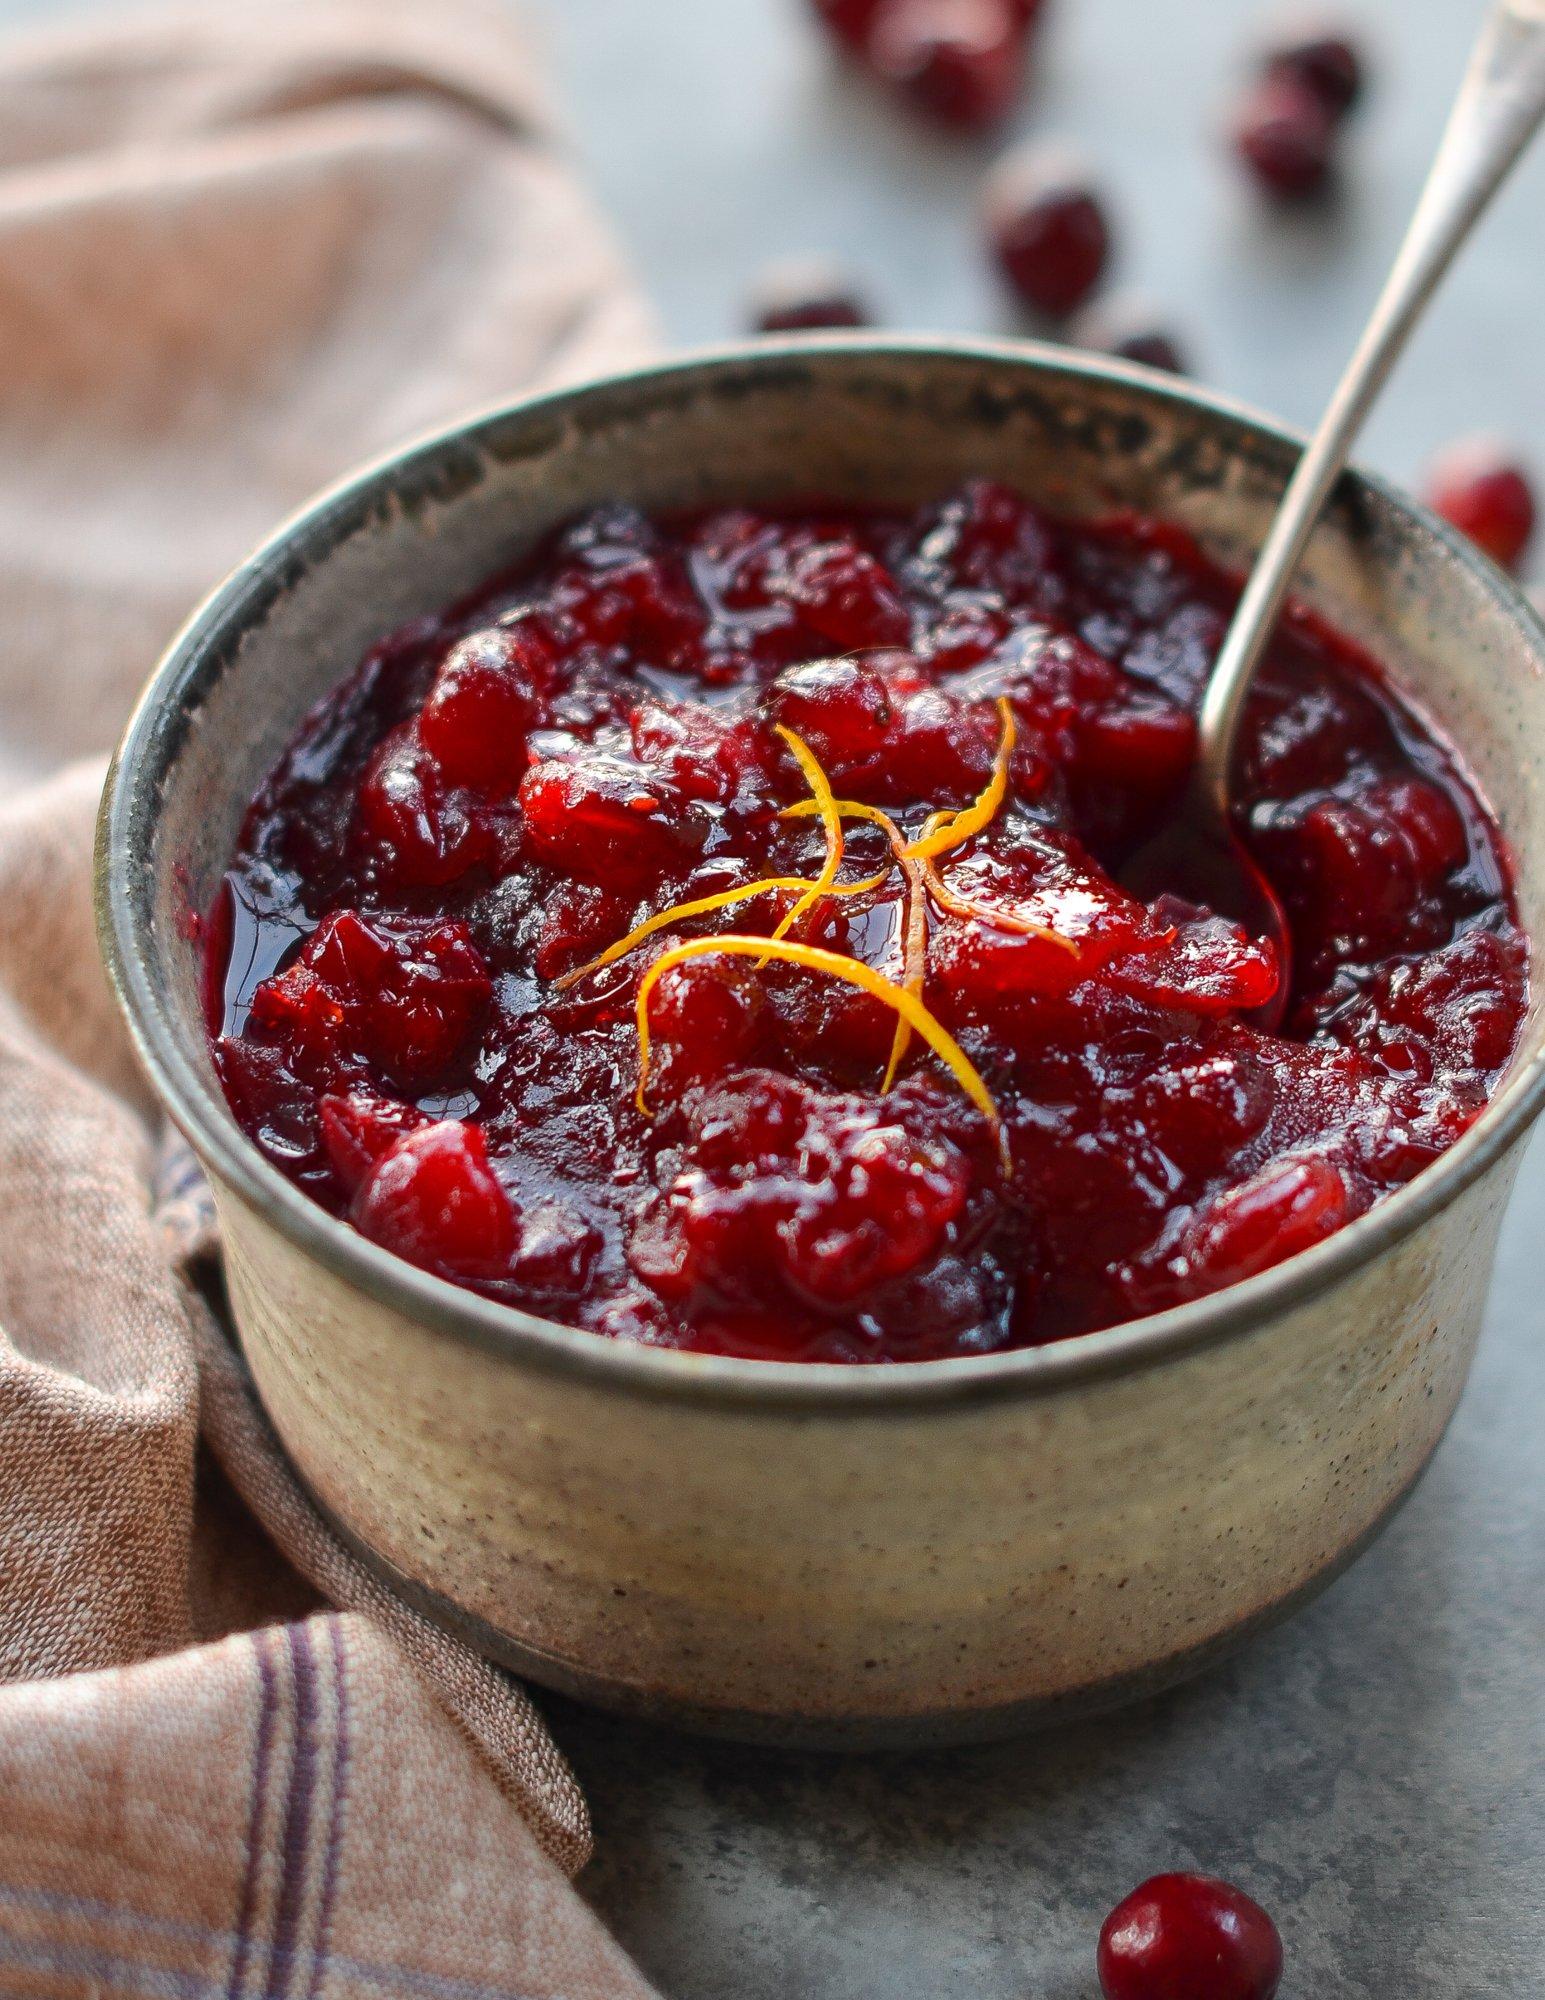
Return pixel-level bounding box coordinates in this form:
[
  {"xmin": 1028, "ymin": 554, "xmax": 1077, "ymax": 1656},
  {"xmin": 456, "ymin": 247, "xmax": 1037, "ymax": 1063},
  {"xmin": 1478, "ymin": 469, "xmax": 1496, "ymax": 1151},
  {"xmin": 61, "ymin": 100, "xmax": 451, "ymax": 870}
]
[
  {"xmin": 986, "ymin": 148, "xmax": 1113, "ymax": 318},
  {"xmin": 749, "ymin": 257, "xmax": 872, "ymax": 335},
  {"xmin": 807, "ymin": 0, "xmax": 886, "ymax": 52},
  {"xmin": 1098, "ymin": 1873, "xmax": 1284, "ymax": 2000},
  {"xmin": 1103, "ymin": 328, "xmax": 1187, "ymax": 376},
  {"xmin": 1423, "ymin": 437, "xmax": 1537, "ymax": 573},
  {"xmin": 868, "ymin": 0, "xmax": 1027, "ymax": 133},
  {"xmin": 1231, "ymin": 72, "xmax": 1338, "ymax": 200},
  {"xmin": 1263, "ymin": 23, "xmax": 1366, "ymax": 120},
  {"xmin": 1074, "ymin": 297, "xmax": 1189, "ymax": 376}
]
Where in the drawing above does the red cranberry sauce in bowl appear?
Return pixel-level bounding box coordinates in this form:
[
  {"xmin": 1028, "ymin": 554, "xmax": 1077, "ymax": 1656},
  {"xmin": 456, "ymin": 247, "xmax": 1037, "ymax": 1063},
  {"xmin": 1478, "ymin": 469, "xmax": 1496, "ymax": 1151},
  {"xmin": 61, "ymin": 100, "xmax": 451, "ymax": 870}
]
[{"xmin": 203, "ymin": 484, "xmax": 1526, "ymax": 1363}]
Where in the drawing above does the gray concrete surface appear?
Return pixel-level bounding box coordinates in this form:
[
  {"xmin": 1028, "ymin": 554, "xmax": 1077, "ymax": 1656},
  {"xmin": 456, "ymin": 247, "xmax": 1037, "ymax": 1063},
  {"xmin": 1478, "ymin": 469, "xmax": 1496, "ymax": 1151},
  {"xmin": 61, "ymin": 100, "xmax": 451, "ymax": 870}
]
[{"xmin": 4, "ymin": 0, "xmax": 1540, "ymax": 1991}]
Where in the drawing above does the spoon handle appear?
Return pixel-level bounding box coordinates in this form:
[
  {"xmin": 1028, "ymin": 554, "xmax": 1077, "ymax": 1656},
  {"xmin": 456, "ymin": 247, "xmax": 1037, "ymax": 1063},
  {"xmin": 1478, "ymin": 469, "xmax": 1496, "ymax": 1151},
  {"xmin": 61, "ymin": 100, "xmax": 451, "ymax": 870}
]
[{"xmin": 1197, "ymin": 0, "xmax": 1545, "ymax": 815}]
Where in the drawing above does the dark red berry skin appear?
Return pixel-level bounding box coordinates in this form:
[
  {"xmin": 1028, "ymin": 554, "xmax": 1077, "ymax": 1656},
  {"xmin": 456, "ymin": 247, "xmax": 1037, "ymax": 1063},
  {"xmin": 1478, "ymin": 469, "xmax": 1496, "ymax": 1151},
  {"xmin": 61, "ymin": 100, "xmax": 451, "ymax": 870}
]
[
  {"xmin": 1075, "ymin": 301, "xmax": 1188, "ymax": 377},
  {"xmin": 809, "ymin": 0, "xmax": 886, "ymax": 52},
  {"xmin": 1110, "ymin": 330, "xmax": 1185, "ymax": 374},
  {"xmin": 352, "ymin": 1120, "xmax": 518, "ymax": 1282},
  {"xmin": 1098, "ymin": 1874, "xmax": 1284, "ymax": 2000},
  {"xmin": 987, "ymin": 153, "xmax": 1112, "ymax": 318},
  {"xmin": 1424, "ymin": 439, "xmax": 1537, "ymax": 573},
  {"xmin": 754, "ymin": 294, "xmax": 869, "ymax": 334},
  {"xmin": 869, "ymin": 0, "xmax": 1026, "ymax": 133},
  {"xmin": 1232, "ymin": 74, "xmax": 1337, "ymax": 200},
  {"xmin": 1266, "ymin": 29, "xmax": 1364, "ymax": 120},
  {"xmin": 749, "ymin": 260, "xmax": 871, "ymax": 335},
  {"xmin": 419, "ymin": 626, "xmax": 543, "ymax": 792}
]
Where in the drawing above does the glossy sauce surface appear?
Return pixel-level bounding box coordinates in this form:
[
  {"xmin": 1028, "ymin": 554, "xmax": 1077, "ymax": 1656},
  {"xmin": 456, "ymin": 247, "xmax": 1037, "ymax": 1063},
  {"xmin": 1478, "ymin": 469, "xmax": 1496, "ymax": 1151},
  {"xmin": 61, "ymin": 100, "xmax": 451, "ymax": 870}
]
[{"xmin": 205, "ymin": 485, "xmax": 1527, "ymax": 1361}]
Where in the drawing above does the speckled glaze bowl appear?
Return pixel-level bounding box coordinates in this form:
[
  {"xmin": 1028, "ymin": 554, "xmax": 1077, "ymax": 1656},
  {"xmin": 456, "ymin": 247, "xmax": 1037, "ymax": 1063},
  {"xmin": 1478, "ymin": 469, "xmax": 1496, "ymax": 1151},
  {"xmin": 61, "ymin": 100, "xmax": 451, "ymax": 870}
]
[{"xmin": 98, "ymin": 340, "xmax": 1545, "ymax": 1746}]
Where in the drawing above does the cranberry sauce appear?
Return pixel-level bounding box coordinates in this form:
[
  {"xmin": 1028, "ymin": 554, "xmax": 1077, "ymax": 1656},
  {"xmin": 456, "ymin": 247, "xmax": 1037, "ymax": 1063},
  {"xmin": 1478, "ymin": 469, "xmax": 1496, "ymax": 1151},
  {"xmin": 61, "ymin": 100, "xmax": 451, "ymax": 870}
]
[{"xmin": 204, "ymin": 484, "xmax": 1526, "ymax": 1362}]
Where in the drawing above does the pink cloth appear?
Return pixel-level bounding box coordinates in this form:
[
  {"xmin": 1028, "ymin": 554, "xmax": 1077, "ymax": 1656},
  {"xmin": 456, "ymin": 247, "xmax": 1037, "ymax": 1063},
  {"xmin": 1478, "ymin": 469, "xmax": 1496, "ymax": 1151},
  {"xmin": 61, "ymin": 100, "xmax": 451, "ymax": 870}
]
[{"xmin": 0, "ymin": 2, "xmax": 664, "ymax": 1992}]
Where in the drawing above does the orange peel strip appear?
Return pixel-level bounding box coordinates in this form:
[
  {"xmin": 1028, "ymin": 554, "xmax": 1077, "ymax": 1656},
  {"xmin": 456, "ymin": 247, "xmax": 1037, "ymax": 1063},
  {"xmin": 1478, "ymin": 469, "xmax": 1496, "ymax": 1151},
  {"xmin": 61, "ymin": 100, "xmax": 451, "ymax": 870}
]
[
  {"xmin": 812, "ymin": 799, "xmax": 928, "ymax": 1095},
  {"xmin": 901, "ymin": 697, "xmax": 1016, "ymax": 862},
  {"xmin": 768, "ymin": 724, "xmax": 844, "ymax": 946},
  {"xmin": 551, "ymin": 871, "xmax": 887, "ymax": 993},
  {"xmin": 634, "ymin": 933, "xmax": 1004, "ymax": 1160},
  {"xmin": 918, "ymin": 855, "xmax": 1082, "ymax": 959}
]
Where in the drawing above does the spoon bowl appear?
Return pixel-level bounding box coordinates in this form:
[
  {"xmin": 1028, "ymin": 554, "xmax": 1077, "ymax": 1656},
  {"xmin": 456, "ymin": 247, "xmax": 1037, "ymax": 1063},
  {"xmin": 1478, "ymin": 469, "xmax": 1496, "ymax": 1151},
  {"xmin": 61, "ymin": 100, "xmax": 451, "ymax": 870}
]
[{"xmin": 1120, "ymin": 782, "xmax": 1292, "ymax": 1033}]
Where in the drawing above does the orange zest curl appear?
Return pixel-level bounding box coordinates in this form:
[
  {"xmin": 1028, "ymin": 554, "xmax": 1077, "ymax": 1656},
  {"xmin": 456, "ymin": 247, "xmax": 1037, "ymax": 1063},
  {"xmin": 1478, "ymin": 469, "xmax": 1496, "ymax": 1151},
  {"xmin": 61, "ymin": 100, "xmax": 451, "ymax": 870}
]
[
  {"xmin": 552, "ymin": 700, "xmax": 1045, "ymax": 1155},
  {"xmin": 900, "ymin": 697, "xmax": 1016, "ymax": 862},
  {"xmin": 550, "ymin": 870, "xmax": 887, "ymax": 993},
  {"xmin": 768, "ymin": 724, "xmax": 844, "ymax": 947},
  {"xmin": 634, "ymin": 934, "xmax": 1004, "ymax": 1158},
  {"xmin": 917, "ymin": 854, "xmax": 1082, "ymax": 958},
  {"xmin": 798, "ymin": 798, "xmax": 929, "ymax": 1095}
]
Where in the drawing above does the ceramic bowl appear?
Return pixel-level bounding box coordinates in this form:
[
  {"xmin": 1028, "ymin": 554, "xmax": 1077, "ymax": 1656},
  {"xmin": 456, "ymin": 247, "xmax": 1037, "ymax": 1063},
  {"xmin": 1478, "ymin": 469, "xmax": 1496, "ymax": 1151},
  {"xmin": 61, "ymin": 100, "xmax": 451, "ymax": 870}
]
[{"xmin": 98, "ymin": 339, "xmax": 1545, "ymax": 1745}]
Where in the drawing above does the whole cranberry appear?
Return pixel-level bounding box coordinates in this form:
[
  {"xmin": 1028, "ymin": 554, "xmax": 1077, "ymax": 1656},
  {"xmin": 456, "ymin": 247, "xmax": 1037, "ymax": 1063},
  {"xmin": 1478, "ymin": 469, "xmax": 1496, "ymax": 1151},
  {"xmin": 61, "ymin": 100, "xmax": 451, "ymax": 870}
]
[
  {"xmin": 1098, "ymin": 1873, "xmax": 1284, "ymax": 2000},
  {"xmin": 1074, "ymin": 297, "xmax": 1189, "ymax": 376},
  {"xmin": 1264, "ymin": 24, "xmax": 1366, "ymax": 120},
  {"xmin": 749, "ymin": 257, "xmax": 872, "ymax": 335},
  {"xmin": 353, "ymin": 1120, "xmax": 518, "ymax": 1282},
  {"xmin": 1231, "ymin": 73, "xmax": 1337, "ymax": 200},
  {"xmin": 420, "ymin": 625, "xmax": 545, "ymax": 792},
  {"xmin": 986, "ymin": 148, "xmax": 1113, "ymax": 318},
  {"xmin": 868, "ymin": 0, "xmax": 1027, "ymax": 133},
  {"xmin": 1424, "ymin": 437, "xmax": 1537, "ymax": 573},
  {"xmin": 808, "ymin": 0, "xmax": 886, "ymax": 53},
  {"xmin": 776, "ymin": 537, "xmax": 911, "ymax": 649}
]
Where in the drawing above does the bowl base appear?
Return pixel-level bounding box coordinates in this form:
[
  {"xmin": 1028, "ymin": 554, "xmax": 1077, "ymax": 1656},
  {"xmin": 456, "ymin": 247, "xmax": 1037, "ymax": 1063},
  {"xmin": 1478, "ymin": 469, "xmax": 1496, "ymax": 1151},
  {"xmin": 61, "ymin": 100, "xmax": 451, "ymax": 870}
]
[{"xmin": 305, "ymin": 1449, "xmax": 1436, "ymax": 1751}]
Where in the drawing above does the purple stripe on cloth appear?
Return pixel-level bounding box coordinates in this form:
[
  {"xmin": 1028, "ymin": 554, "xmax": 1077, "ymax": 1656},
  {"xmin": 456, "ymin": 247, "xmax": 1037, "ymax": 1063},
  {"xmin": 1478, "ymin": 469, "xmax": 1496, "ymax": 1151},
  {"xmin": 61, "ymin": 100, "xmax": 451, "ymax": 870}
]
[
  {"xmin": 268, "ymin": 1624, "xmax": 322, "ymax": 2000},
  {"xmin": 0, "ymin": 1888, "xmax": 552, "ymax": 2000},
  {"xmin": 304, "ymin": 1621, "xmax": 352, "ymax": 2000},
  {"xmin": 226, "ymin": 1628, "xmax": 282, "ymax": 2000},
  {"xmin": 0, "ymin": 1928, "xmax": 218, "ymax": 1999}
]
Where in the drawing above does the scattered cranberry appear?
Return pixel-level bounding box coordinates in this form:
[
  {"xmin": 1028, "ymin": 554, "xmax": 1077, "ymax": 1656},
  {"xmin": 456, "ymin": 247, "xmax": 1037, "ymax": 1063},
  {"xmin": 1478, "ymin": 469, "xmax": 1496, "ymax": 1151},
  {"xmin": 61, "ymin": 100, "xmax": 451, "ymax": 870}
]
[
  {"xmin": 868, "ymin": 0, "xmax": 1026, "ymax": 132},
  {"xmin": 1424, "ymin": 437, "xmax": 1537, "ymax": 573},
  {"xmin": 808, "ymin": 0, "xmax": 886, "ymax": 52},
  {"xmin": 1231, "ymin": 72, "xmax": 1338, "ymax": 200},
  {"xmin": 986, "ymin": 148, "xmax": 1112, "ymax": 318},
  {"xmin": 1264, "ymin": 23, "xmax": 1365, "ymax": 120},
  {"xmin": 1098, "ymin": 1873, "xmax": 1284, "ymax": 2000},
  {"xmin": 749, "ymin": 257, "xmax": 872, "ymax": 335},
  {"xmin": 1074, "ymin": 297, "xmax": 1189, "ymax": 376}
]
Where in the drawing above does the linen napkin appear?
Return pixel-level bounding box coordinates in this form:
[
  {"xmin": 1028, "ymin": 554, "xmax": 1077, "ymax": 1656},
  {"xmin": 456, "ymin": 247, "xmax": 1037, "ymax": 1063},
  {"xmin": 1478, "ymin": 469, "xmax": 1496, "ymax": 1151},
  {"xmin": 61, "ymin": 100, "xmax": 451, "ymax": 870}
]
[{"xmin": 0, "ymin": 1, "xmax": 663, "ymax": 1992}]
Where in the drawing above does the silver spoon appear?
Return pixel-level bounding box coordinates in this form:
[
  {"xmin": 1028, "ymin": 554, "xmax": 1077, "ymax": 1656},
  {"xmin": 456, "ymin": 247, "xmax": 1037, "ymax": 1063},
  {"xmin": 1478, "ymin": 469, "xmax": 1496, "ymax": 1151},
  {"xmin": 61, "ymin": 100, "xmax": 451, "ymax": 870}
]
[{"xmin": 1123, "ymin": 0, "xmax": 1545, "ymax": 1030}]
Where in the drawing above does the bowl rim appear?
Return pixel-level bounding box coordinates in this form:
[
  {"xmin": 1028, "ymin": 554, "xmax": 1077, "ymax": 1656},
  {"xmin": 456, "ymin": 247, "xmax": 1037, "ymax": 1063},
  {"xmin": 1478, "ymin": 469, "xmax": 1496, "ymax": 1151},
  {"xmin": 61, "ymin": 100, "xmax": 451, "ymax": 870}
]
[{"xmin": 97, "ymin": 332, "xmax": 1545, "ymax": 1414}]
